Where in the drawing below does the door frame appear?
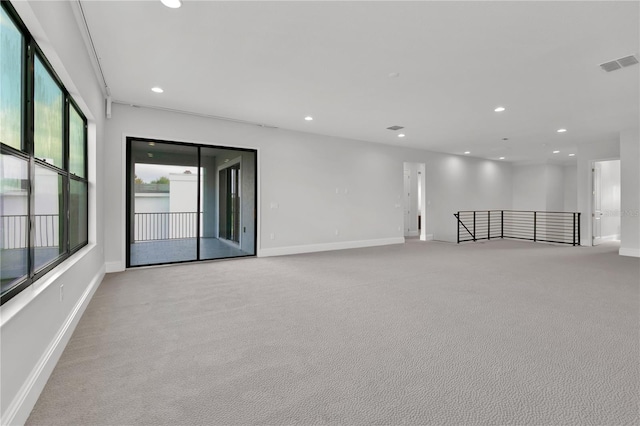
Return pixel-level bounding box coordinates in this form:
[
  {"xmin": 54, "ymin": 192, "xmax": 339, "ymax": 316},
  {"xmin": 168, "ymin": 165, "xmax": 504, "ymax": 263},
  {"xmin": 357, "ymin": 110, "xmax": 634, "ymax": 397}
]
[
  {"xmin": 591, "ymin": 159, "xmax": 621, "ymax": 246},
  {"xmin": 125, "ymin": 137, "xmax": 257, "ymax": 268}
]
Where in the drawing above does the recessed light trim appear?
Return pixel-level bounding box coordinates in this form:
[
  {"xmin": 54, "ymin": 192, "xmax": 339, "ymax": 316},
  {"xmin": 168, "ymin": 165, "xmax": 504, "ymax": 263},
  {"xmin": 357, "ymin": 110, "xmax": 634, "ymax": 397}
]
[
  {"xmin": 151, "ymin": 87, "xmax": 164, "ymax": 93},
  {"xmin": 557, "ymin": 128, "xmax": 567, "ymax": 133},
  {"xmin": 398, "ymin": 134, "xmax": 405, "ymax": 138},
  {"xmin": 499, "ymin": 157, "xmax": 505, "ymax": 160},
  {"xmin": 569, "ymin": 153, "xmax": 575, "ymax": 157},
  {"xmin": 494, "ymin": 106, "xmax": 506, "ymax": 112},
  {"xmin": 304, "ymin": 116, "xmax": 313, "ymax": 121},
  {"xmin": 161, "ymin": 0, "xmax": 182, "ymax": 8},
  {"xmin": 464, "ymin": 151, "xmax": 470, "ymax": 155},
  {"xmin": 553, "ymin": 150, "xmax": 560, "ymax": 154}
]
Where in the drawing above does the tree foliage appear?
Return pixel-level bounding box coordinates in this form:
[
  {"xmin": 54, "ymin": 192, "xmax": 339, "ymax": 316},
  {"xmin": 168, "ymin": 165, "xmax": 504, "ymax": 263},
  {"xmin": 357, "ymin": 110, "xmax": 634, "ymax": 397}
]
[{"xmin": 151, "ymin": 176, "xmax": 170, "ymax": 185}]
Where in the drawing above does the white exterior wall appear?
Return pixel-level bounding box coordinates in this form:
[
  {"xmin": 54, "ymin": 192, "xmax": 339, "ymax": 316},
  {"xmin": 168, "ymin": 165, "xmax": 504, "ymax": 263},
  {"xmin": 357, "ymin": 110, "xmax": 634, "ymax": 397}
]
[
  {"xmin": 169, "ymin": 173, "xmax": 199, "ymax": 213},
  {"xmin": 134, "ymin": 194, "xmax": 170, "ymax": 214}
]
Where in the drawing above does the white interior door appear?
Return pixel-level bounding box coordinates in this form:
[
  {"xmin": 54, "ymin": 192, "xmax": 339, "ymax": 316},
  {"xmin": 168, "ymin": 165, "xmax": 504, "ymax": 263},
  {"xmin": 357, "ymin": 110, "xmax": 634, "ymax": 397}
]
[{"xmin": 592, "ymin": 163, "xmax": 602, "ymax": 245}]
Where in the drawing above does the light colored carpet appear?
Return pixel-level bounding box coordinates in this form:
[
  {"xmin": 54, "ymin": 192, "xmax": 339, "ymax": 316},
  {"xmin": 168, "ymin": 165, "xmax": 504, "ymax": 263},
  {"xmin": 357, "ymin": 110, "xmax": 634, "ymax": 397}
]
[{"xmin": 27, "ymin": 239, "xmax": 639, "ymax": 425}]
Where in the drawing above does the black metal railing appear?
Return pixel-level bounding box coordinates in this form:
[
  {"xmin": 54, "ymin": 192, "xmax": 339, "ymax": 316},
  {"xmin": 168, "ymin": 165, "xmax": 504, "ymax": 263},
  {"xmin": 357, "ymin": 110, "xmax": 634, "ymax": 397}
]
[
  {"xmin": 454, "ymin": 210, "xmax": 580, "ymax": 246},
  {"xmin": 1, "ymin": 214, "xmax": 60, "ymax": 249},
  {"xmin": 134, "ymin": 212, "xmax": 201, "ymax": 242}
]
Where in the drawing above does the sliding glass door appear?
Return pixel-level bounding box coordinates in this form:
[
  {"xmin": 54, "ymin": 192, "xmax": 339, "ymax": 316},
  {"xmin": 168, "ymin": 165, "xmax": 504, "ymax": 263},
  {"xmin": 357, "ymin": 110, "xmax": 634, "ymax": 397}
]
[
  {"xmin": 127, "ymin": 139, "xmax": 256, "ymax": 267},
  {"xmin": 199, "ymin": 146, "xmax": 255, "ymax": 261}
]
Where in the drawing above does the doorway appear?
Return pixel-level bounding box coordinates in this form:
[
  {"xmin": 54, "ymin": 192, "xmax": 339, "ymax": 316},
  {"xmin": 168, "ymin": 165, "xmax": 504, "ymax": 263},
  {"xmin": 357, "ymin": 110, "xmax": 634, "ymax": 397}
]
[
  {"xmin": 592, "ymin": 159, "xmax": 621, "ymax": 246},
  {"xmin": 126, "ymin": 138, "xmax": 257, "ymax": 267},
  {"xmin": 403, "ymin": 162, "xmax": 427, "ymax": 240}
]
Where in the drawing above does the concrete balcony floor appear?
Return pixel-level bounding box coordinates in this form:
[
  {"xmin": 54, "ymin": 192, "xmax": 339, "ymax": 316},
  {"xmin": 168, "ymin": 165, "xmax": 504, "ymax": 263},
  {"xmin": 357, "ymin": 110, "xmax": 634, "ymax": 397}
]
[{"xmin": 129, "ymin": 237, "xmax": 252, "ymax": 266}]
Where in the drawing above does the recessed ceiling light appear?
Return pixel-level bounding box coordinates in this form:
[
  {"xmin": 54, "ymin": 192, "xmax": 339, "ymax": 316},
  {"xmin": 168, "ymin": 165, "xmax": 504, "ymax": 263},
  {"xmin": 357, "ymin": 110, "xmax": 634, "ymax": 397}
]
[
  {"xmin": 553, "ymin": 150, "xmax": 560, "ymax": 154},
  {"xmin": 147, "ymin": 153, "xmax": 153, "ymax": 158},
  {"xmin": 304, "ymin": 116, "xmax": 313, "ymax": 121},
  {"xmin": 569, "ymin": 153, "xmax": 575, "ymax": 157},
  {"xmin": 151, "ymin": 87, "xmax": 163, "ymax": 93},
  {"xmin": 494, "ymin": 106, "xmax": 506, "ymax": 112},
  {"xmin": 464, "ymin": 151, "xmax": 471, "ymax": 154},
  {"xmin": 499, "ymin": 157, "xmax": 505, "ymax": 160},
  {"xmin": 502, "ymin": 137, "xmax": 509, "ymax": 141},
  {"xmin": 161, "ymin": 0, "xmax": 182, "ymax": 8},
  {"xmin": 557, "ymin": 128, "xmax": 567, "ymax": 133},
  {"xmin": 398, "ymin": 134, "xmax": 405, "ymax": 138},
  {"xmin": 148, "ymin": 142, "xmax": 155, "ymax": 146}
]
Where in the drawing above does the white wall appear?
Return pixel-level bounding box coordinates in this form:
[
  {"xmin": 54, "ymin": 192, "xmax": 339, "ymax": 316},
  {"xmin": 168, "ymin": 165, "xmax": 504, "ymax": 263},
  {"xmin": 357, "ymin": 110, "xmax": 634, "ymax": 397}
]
[
  {"xmin": 169, "ymin": 173, "xmax": 198, "ymax": 213},
  {"xmin": 512, "ymin": 164, "xmax": 548, "ymax": 210},
  {"xmin": 620, "ymin": 128, "xmax": 640, "ymax": 257},
  {"xmin": 563, "ymin": 165, "xmax": 577, "ymax": 212},
  {"xmin": 403, "ymin": 162, "xmax": 419, "ymax": 237},
  {"xmin": 104, "ymin": 104, "xmax": 514, "ymax": 266},
  {"xmin": 577, "ymin": 140, "xmax": 620, "ymax": 246},
  {"xmin": 545, "ymin": 165, "xmax": 564, "ymax": 211},
  {"xmin": 135, "ymin": 194, "xmax": 169, "ymax": 213},
  {"xmin": 1, "ymin": 2, "xmax": 105, "ymax": 425},
  {"xmin": 512, "ymin": 164, "xmax": 567, "ymax": 212}
]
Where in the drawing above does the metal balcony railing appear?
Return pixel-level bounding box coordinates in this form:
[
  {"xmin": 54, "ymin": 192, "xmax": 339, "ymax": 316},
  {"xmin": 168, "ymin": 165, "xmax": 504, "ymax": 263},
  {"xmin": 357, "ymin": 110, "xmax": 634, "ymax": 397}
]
[
  {"xmin": 454, "ymin": 210, "xmax": 581, "ymax": 246},
  {"xmin": 1, "ymin": 214, "xmax": 60, "ymax": 249},
  {"xmin": 134, "ymin": 212, "xmax": 201, "ymax": 242}
]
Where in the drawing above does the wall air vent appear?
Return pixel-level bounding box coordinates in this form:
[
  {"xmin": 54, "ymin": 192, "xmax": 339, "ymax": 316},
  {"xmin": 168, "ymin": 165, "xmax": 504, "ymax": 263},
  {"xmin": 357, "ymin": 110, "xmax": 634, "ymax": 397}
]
[
  {"xmin": 600, "ymin": 54, "xmax": 639, "ymax": 72},
  {"xmin": 387, "ymin": 125, "xmax": 404, "ymax": 131}
]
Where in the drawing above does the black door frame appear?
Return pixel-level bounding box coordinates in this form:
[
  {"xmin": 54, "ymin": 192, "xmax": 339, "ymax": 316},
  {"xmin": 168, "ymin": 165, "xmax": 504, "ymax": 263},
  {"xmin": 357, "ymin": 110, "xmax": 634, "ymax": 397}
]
[{"xmin": 125, "ymin": 136, "xmax": 257, "ymax": 267}]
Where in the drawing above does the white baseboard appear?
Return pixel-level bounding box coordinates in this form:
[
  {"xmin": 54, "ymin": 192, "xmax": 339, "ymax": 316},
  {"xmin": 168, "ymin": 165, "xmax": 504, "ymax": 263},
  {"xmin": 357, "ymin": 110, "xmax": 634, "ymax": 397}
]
[
  {"xmin": 405, "ymin": 230, "xmax": 419, "ymax": 237},
  {"xmin": 600, "ymin": 234, "xmax": 621, "ymax": 242},
  {"xmin": 259, "ymin": 237, "xmax": 405, "ymax": 257},
  {"xmin": 2, "ymin": 266, "xmax": 105, "ymax": 426},
  {"xmin": 425, "ymin": 234, "xmax": 434, "ymax": 241},
  {"xmin": 619, "ymin": 248, "xmax": 640, "ymax": 257},
  {"xmin": 105, "ymin": 261, "xmax": 124, "ymax": 273}
]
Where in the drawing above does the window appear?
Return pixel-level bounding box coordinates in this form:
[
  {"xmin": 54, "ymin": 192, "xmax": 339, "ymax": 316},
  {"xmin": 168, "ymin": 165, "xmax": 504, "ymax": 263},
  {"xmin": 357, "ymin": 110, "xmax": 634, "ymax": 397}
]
[
  {"xmin": 0, "ymin": 1, "xmax": 88, "ymax": 305},
  {"xmin": 34, "ymin": 56, "xmax": 64, "ymax": 168},
  {"xmin": 0, "ymin": 4, "xmax": 22, "ymax": 150}
]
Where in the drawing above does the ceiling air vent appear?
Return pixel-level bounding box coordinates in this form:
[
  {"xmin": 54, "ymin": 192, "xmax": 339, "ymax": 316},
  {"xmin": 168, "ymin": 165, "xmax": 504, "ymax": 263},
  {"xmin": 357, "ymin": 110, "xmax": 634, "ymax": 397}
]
[
  {"xmin": 387, "ymin": 125, "xmax": 404, "ymax": 131},
  {"xmin": 600, "ymin": 54, "xmax": 638, "ymax": 72},
  {"xmin": 600, "ymin": 60, "xmax": 622, "ymax": 72},
  {"xmin": 617, "ymin": 55, "xmax": 639, "ymax": 68}
]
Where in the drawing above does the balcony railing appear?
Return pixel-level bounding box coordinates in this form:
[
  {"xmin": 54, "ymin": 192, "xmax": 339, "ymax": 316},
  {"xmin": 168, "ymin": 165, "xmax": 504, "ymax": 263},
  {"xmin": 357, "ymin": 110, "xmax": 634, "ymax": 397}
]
[
  {"xmin": 134, "ymin": 212, "xmax": 201, "ymax": 242},
  {"xmin": 454, "ymin": 210, "xmax": 581, "ymax": 246},
  {"xmin": 1, "ymin": 214, "xmax": 59, "ymax": 249}
]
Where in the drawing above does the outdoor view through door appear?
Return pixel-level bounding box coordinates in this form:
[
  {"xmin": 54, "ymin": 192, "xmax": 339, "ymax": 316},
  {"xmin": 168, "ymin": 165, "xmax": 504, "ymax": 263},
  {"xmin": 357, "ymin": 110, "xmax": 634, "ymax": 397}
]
[{"xmin": 126, "ymin": 138, "xmax": 256, "ymax": 267}]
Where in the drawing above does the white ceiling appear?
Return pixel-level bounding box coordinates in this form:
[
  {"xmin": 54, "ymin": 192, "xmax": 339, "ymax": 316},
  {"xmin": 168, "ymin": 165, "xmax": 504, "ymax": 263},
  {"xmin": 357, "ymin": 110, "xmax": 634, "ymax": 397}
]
[{"xmin": 80, "ymin": 0, "xmax": 639, "ymax": 164}]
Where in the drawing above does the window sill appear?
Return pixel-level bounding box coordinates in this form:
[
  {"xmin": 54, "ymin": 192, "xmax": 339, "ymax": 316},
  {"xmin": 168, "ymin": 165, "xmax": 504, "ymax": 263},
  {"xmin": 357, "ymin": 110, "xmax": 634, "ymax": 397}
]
[{"xmin": 0, "ymin": 243, "xmax": 98, "ymax": 327}]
